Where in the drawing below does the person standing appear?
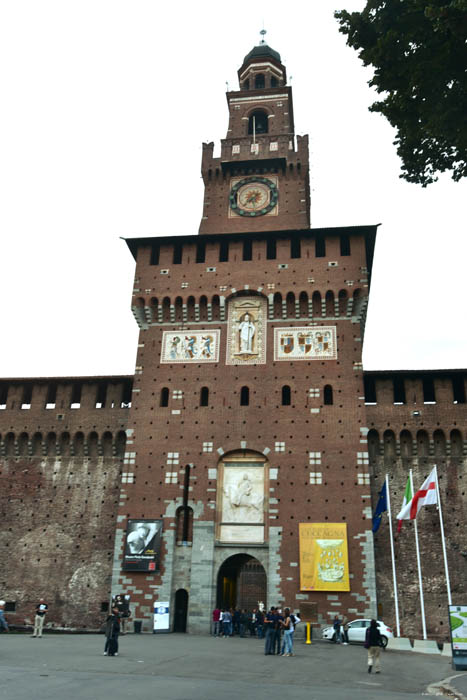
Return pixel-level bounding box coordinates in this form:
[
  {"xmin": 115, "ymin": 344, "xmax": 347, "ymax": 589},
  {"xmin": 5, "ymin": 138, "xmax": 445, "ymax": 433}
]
[
  {"xmin": 222, "ymin": 608, "xmax": 232, "ymax": 637},
  {"xmin": 212, "ymin": 607, "xmax": 221, "ymax": 637},
  {"xmin": 281, "ymin": 608, "xmax": 295, "ymax": 656},
  {"xmin": 0, "ymin": 601, "xmax": 9, "ymax": 632},
  {"xmin": 365, "ymin": 619, "xmax": 383, "ymax": 673},
  {"xmin": 264, "ymin": 606, "xmax": 276, "ymax": 655},
  {"xmin": 333, "ymin": 615, "xmax": 342, "ymax": 644},
  {"xmin": 104, "ymin": 606, "xmax": 121, "ymax": 656},
  {"xmin": 273, "ymin": 609, "xmax": 284, "ymax": 655},
  {"xmin": 255, "ymin": 608, "xmax": 264, "ymax": 639},
  {"xmin": 32, "ymin": 598, "xmax": 48, "ymax": 638}
]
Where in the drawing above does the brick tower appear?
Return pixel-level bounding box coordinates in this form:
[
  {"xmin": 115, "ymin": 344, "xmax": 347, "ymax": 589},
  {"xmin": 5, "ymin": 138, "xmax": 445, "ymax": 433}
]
[
  {"xmin": 200, "ymin": 41, "xmax": 310, "ymax": 234},
  {"xmin": 115, "ymin": 39, "xmax": 378, "ymax": 634}
]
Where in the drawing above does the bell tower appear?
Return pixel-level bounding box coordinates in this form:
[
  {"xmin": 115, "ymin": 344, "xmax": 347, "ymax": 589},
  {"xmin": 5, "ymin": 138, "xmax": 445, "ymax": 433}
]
[{"xmin": 199, "ymin": 36, "xmax": 310, "ymax": 234}]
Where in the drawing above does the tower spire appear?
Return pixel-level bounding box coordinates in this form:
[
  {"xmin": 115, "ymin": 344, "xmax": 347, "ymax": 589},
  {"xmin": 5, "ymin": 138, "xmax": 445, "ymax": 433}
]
[{"xmin": 259, "ymin": 28, "xmax": 267, "ymax": 45}]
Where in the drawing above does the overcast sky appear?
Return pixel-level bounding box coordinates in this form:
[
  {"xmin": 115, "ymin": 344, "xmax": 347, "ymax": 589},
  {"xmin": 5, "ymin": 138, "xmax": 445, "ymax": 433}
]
[{"xmin": 1, "ymin": 1, "xmax": 466, "ymax": 378}]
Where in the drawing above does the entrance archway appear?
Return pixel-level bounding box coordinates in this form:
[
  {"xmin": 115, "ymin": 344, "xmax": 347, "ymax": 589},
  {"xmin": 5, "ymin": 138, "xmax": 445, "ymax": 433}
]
[
  {"xmin": 173, "ymin": 589, "xmax": 188, "ymax": 632},
  {"xmin": 217, "ymin": 554, "xmax": 266, "ymax": 611}
]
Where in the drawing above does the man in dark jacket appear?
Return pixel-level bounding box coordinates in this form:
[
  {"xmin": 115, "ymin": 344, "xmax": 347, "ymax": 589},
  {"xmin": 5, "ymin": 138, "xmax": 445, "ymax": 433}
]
[
  {"xmin": 365, "ymin": 619, "xmax": 383, "ymax": 673},
  {"xmin": 104, "ymin": 606, "xmax": 121, "ymax": 656}
]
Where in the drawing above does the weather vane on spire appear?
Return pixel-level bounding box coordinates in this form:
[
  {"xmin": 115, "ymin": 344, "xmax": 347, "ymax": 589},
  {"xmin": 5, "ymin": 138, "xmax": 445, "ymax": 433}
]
[{"xmin": 259, "ymin": 28, "xmax": 267, "ymax": 45}]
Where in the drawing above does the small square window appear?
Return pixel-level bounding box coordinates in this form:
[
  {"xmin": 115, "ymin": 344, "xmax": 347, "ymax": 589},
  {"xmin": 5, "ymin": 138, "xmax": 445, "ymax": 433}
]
[
  {"xmin": 203, "ymin": 442, "xmax": 213, "ymax": 453},
  {"xmin": 275, "ymin": 442, "xmax": 285, "ymax": 453},
  {"xmin": 309, "ymin": 472, "xmax": 322, "ymax": 485}
]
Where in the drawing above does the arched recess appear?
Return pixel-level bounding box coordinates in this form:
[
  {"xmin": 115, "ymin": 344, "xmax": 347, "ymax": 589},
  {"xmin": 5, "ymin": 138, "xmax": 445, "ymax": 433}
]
[
  {"xmin": 212, "ymin": 295, "xmax": 220, "ymax": 321},
  {"xmin": 299, "ymin": 291, "xmax": 308, "ymax": 317},
  {"xmin": 187, "ymin": 296, "xmax": 196, "ymax": 322},
  {"xmin": 162, "ymin": 297, "xmax": 171, "ymax": 322},
  {"xmin": 338, "ymin": 290, "xmax": 348, "ymax": 316},
  {"xmin": 273, "ymin": 292, "xmax": 282, "ymax": 318},
  {"xmin": 18, "ymin": 432, "xmax": 28, "ymax": 457},
  {"xmin": 400, "ymin": 430, "xmax": 413, "ymax": 460},
  {"xmin": 248, "ymin": 109, "xmax": 268, "ymax": 134},
  {"xmin": 217, "ymin": 554, "xmax": 267, "ymax": 611},
  {"xmin": 433, "ymin": 429, "xmax": 446, "ymax": 457},
  {"xmin": 368, "ymin": 429, "xmax": 380, "ymax": 464},
  {"xmin": 174, "ymin": 297, "xmax": 183, "ymax": 322},
  {"xmin": 150, "ymin": 297, "xmax": 159, "ymax": 323},
  {"xmin": 383, "ymin": 430, "xmax": 396, "ymax": 461},
  {"xmin": 312, "ymin": 291, "xmax": 321, "ymax": 317},
  {"xmin": 451, "ymin": 429, "xmax": 463, "ymax": 459},
  {"xmin": 199, "ymin": 295, "xmax": 208, "ymax": 321},
  {"xmin": 417, "ymin": 430, "xmax": 430, "ymax": 458},
  {"xmin": 325, "ymin": 290, "xmax": 334, "ymax": 316},
  {"xmin": 286, "ymin": 292, "xmax": 295, "ymax": 317},
  {"xmin": 173, "ymin": 589, "xmax": 189, "ymax": 633}
]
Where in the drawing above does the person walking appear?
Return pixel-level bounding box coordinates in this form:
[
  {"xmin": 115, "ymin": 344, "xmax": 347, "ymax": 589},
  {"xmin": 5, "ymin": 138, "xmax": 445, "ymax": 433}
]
[
  {"xmin": 0, "ymin": 601, "xmax": 9, "ymax": 632},
  {"xmin": 32, "ymin": 599, "xmax": 48, "ymax": 638},
  {"xmin": 365, "ymin": 619, "xmax": 383, "ymax": 673},
  {"xmin": 104, "ymin": 606, "xmax": 121, "ymax": 656}
]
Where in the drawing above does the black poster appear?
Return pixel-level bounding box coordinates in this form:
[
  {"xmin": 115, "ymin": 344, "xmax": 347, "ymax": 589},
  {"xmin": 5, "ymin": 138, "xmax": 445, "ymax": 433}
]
[{"xmin": 123, "ymin": 519, "xmax": 162, "ymax": 572}]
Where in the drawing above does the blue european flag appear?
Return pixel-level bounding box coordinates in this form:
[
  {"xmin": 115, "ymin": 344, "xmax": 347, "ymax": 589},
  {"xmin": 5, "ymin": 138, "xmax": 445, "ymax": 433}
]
[{"xmin": 372, "ymin": 482, "xmax": 388, "ymax": 533}]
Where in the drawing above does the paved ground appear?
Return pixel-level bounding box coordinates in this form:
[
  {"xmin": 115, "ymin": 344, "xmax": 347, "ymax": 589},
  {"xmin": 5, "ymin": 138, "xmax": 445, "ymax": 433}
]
[{"xmin": 0, "ymin": 632, "xmax": 465, "ymax": 700}]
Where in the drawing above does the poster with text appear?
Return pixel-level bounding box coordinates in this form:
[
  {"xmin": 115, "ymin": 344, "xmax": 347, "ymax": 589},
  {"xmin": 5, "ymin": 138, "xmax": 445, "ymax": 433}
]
[
  {"xmin": 299, "ymin": 523, "xmax": 350, "ymax": 591},
  {"xmin": 449, "ymin": 605, "xmax": 467, "ymax": 652},
  {"xmin": 123, "ymin": 519, "xmax": 162, "ymax": 572}
]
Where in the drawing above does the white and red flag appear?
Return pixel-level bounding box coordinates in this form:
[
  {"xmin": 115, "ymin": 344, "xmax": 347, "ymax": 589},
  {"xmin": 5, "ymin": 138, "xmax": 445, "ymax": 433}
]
[{"xmin": 396, "ymin": 467, "xmax": 438, "ymax": 520}]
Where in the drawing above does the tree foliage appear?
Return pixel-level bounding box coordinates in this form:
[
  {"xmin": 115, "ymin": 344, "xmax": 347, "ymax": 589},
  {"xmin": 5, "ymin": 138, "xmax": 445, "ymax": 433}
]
[{"xmin": 335, "ymin": 1, "xmax": 467, "ymax": 185}]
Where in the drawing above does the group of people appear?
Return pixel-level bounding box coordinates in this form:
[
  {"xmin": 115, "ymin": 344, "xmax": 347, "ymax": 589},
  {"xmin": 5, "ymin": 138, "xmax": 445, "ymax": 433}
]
[
  {"xmin": 333, "ymin": 615, "xmax": 385, "ymax": 673},
  {"xmin": 0, "ymin": 598, "xmax": 49, "ymax": 637},
  {"xmin": 212, "ymin": 606, "xmax": 301, "ymax": 657}
]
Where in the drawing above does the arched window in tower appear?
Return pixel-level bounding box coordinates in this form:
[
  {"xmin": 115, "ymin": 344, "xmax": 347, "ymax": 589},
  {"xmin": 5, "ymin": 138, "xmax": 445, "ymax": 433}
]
[
  {"xmin": 243, "ymin": 79, "xmax": 250, "ymax": 90},
  {"xmin": 248, "ymin": 110, "xmax": 268, "ymax": 135},
  {"xmin": 282, "ymin": 385, "xmax": 291, "ymax": 406},
  {"xmin": 255, "ymin": 73, "xmax": 265, "ymax": 89},
  {"xmin": 200, "ymin": 387, "xmax": 209, "ymax": 407},
  {"xmin": 160, "ymin": 387, "xmax": 169, "ymax": 408},
  {"xmin": 324, "ymin": 385, "xmax": 333, "ymax": 405},
  {"xmin": 240, "ymin": 386, "xmax": 250, "ymax": 406}
]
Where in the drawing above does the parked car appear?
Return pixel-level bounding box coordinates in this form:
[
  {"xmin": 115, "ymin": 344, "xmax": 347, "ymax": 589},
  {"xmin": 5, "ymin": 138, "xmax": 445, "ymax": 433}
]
[{"xmin": 321, "ymin": 619, "xmax": 393, "ymax": 647}]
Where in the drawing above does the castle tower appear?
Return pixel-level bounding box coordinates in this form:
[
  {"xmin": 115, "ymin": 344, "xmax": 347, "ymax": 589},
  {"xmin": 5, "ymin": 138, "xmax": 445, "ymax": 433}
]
[
  {"xmin": 199, "ymin": 39, "xmax": 310, "ymax": 234},
  {"xmin": 115, "ymin": 40, "xmax": 378, "ymax": 634}
]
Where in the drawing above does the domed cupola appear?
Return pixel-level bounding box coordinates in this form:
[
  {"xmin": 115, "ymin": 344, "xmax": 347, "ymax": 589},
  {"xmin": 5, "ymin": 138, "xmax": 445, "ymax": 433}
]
[{"xmin": 237, "ymin": 31, "xmax": 287, "ymax": 91}]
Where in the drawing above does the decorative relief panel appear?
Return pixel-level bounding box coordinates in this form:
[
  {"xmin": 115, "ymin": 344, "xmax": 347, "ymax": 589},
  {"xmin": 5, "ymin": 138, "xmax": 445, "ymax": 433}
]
[
  {"xmin": 160, "ymin": 330, "xmax": 220, "ymax": 363},
  {"xmin": 274, "ymin": 326, "xmax": 337, "ymax": 361},
  {"xmin": 226, "ymin": 296, "xmax": 267, "ymax": 365},
  {"xmin": 218, "ymin": 456, "xmax": 266, "ymax": 544}
]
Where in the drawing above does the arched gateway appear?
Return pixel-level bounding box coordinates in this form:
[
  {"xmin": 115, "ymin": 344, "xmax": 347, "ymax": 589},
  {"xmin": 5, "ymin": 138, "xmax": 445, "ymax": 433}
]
[{"xmin": 217, "ymin": 554, "xmax": 267, "ymax": 611}]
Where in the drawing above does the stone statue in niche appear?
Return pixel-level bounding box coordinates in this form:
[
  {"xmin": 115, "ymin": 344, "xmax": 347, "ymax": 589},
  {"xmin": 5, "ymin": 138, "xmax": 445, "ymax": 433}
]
[
  {"xmin": 223, "ymin": 471, "xmax": 264, "ymax": 523},
  {"xmin": 238, "ymin": 313, "xmax": 256, "ymax": 354},
  {"xmin": 226, "ymin": 296, "xmax": 267, "ymax": 365}
]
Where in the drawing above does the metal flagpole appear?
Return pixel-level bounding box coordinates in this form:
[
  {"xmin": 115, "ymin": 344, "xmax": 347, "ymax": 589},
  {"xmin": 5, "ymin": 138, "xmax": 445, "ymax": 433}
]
[
  {"xmin": 385, "ymin": 474, "xmax": 400, "ymax": 637},
  {"xmin": 410, "ymin": 469, "xmax": 427, "ymax": 640},
  {"xmin": 434, "ymin": 465, "xmax": 452, "ymax": 606}
]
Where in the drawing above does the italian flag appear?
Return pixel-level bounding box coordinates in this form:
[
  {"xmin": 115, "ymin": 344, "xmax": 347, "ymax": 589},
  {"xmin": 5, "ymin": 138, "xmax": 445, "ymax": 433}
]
[
  {"xmin": 397, "ymin": 476, "xmax": 412, "ymax": 533},
  {"xmin": 396, "ymin": 467, "xmax": 438, "ymax": 523}
]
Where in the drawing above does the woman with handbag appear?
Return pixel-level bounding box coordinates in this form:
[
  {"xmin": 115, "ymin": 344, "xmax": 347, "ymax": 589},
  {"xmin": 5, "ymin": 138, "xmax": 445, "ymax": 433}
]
[{"xmin": 365, "ymin": 619, "xmax": 383, "ymax": 673}]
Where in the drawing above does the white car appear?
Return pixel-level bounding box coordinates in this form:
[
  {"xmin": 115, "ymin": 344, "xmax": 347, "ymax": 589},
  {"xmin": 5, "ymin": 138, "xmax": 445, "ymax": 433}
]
[{"xmin": 321, "ymin": 619, "xmax": 394, "ymax": 647}]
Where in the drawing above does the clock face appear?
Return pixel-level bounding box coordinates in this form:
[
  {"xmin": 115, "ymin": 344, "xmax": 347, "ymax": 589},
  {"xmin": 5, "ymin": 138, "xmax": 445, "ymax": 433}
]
[{"xmin": 229, "ymin": 177, "xmax": 278, "ymax": 217}]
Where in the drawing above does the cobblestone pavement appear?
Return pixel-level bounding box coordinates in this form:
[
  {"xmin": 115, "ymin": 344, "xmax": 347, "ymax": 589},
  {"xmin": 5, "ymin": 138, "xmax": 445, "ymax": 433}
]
[{"xmin": 0, "ymin": 633, "xmax": 465, "ymax": 700}]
